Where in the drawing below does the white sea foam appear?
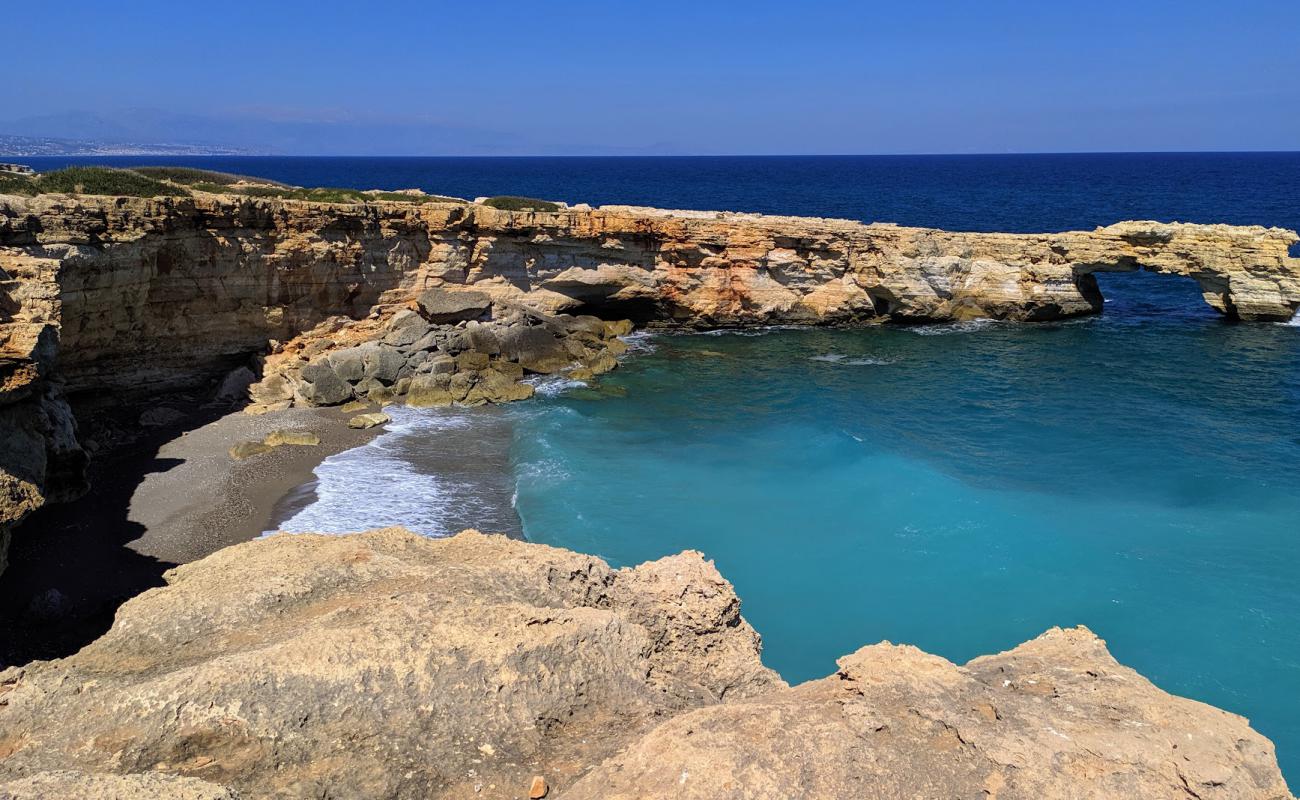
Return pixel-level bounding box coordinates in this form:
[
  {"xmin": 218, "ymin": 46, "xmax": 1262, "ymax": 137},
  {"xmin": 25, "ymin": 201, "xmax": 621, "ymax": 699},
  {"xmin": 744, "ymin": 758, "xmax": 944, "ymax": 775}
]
[
  {"xmin": 268, "ymin": 406, "xmax": 473, "ymax": 538},
  {"xmin": 810, "ymin": 353, "xmax": 894, "ymax": 365},
  {"xmin": 526, "ymin": 375, "xmax": 589, "ymax": 397},
  {"xmin": 619, "ymin": 331, "xmax": 659, "ymax": 352},
  {"xmin": 906, "ymin": 319, "xmax": 1003, "ymax": 336}
]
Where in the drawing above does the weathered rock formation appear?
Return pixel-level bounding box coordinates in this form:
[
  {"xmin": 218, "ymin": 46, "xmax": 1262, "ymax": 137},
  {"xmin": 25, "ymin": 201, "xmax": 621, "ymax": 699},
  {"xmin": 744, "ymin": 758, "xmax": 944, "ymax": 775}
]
[
  {"xmin": 0, "ymin": 323, "xmax": 85, "ymax": 575},
  {"xmin": 2, "ymin": 194, "xmax": 1296, "ymax": 396},
  {"xmin": 2, "ymin": 191, "xmax": 1297, "ymax": 566},
  {"xmin": 0, "ymin": 529, "xmax": 1290, "ymax": 799},
  {"xmin": 244, "ymin": 297, "xmax": 630, "ymax": 415}
]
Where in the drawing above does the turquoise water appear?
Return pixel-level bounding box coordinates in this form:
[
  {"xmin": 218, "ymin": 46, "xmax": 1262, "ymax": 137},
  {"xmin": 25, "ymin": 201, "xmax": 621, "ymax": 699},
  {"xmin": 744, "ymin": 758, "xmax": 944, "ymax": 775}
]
[{"xmin": 508, "ymin": 273, "xmax": 1300, "ymax": 779}]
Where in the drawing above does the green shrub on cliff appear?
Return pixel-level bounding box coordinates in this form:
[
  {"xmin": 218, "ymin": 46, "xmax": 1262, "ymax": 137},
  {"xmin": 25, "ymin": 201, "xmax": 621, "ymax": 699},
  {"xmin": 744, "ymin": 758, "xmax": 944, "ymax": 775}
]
[
  {"xmin": 2, "ymin": 166, "xmax": 468, "ymax": 205},
  {"xmin": 33, "ymin": 167, "xmax": 190, "ymax": 198},
  {"xmin": 0, "ymin": 173, "xmax": 37, "ymax": 196},
  {"xmin": 132, "ymin": 166, "xmax": 288, "ymax": 187},
  {"xmin": 483, "ymin": 195, "xmax": 562, "ymax": 212},
  {"xmin": 367, "ymin": 191, "xmax": 467, "ymax": 204},
  {"xmin": 231, "ymin": 185, "xmax": 370, "ymax": 203}
]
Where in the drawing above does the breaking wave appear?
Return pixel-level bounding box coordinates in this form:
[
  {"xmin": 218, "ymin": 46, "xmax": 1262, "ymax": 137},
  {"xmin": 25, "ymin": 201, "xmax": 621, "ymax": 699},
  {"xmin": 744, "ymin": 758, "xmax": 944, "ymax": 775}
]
[
  {"xmin": 268, "ymin": 406, "xmax": 519, "ymax": 538},
  {"xmin": 809, "ymin": 353, "xmax": 894, "ymax": 365},
  {"xmin": 905, "ymin": 319, "xmax": 1003, "ymax": 336}
]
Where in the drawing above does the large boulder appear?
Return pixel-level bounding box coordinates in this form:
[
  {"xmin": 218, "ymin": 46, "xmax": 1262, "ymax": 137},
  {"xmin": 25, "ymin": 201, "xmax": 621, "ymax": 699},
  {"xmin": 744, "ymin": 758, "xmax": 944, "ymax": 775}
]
[
  {"xmin": 406, "ymin": 373, "xmax": 454, "ymax": 407},
  {"xmin": 464, "ymin": 322, "xmax": 501, "ymax": 355},
  {"xmin": 296, "ymin": 361, "xmax": 351, "ymax": 406},
  {"xmin": 0, "ymin": 529, "xmax": 778, "ymax": 799},
  {"xmin": 564, "ymin": 627, "xmax": 1293, "ymax": 800},
  {"xmin": 381, "ymin": 318, "xmax": 434, "ymax": 348},
  {"xmin": 496, "ymin": 326, "xmax": 573, "ymax": 374},
  {"xmin": 363, "ymin": 346, "xmax": 405, "ymax": 384},
  {"xmin": 326, "ymin": 346, "xmax": 368, "ymax": 383},
  {"xmin": 416, "ymin": 288, "xmax": 492, "ymax": 324},
  {"xmin": 462, "ymin": 369, "xmax": 535, "ymax": 405}
]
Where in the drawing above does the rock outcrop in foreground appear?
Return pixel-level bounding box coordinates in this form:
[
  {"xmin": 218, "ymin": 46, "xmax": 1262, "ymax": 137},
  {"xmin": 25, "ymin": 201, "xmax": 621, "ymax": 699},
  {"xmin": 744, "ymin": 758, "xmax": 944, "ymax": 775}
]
[{"xmin": 0, "ymin": 529, "xmax": 1289, "ymax": 799}]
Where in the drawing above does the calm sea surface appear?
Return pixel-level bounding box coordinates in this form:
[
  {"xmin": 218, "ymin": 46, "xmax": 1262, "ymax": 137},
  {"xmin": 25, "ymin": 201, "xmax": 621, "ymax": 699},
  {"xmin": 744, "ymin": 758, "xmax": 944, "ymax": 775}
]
[{"xmin": 27, "ymin": 154, "xmax": 1300, "ymax": 781}]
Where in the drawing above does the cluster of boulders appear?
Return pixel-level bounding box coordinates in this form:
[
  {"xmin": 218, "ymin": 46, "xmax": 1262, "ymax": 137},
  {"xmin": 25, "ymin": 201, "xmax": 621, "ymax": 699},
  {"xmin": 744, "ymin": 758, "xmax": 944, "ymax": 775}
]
[{"xmin": 248, "ymin": 289, "xmax": 632, "ymax": 413}]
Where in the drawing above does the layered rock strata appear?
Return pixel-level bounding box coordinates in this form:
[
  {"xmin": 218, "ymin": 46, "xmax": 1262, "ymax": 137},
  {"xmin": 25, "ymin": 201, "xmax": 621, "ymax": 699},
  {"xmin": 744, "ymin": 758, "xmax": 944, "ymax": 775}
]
[
  {"xmin": 0, "ymin": 528, "xmax": 1290, "ymax": 799},
  {"xmin": 1, "ymin": 190, "xmax": 1298, "ymax": 569},
  {"xmin": 2, "ymin": 195, "xmax": 1296, "ymax": 397}
]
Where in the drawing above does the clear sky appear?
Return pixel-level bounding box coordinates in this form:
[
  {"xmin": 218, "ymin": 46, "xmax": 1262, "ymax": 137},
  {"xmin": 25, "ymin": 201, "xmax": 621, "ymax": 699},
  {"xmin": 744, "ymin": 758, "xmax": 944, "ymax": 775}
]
[{"xmin": 7, "ymin": 0, "xmax": 1299, "ymax": 155}]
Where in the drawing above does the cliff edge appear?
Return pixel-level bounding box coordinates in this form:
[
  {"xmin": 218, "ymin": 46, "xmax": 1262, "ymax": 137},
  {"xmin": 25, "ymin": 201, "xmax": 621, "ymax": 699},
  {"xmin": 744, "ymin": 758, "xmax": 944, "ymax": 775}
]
[
  {"xmin": 2, "ymin": 192, "xmax": 1298, "ymax": 569},
  {"xmin": 0, "ymin": 528, "xmax": 1290, "ymax": 799}
]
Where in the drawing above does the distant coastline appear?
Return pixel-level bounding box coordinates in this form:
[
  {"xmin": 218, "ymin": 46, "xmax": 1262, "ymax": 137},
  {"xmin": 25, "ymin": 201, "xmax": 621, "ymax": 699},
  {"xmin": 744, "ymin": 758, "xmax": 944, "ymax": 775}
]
[{"xmin": 0, "ymin": 133, "xmax": 256, "ymax": 157}]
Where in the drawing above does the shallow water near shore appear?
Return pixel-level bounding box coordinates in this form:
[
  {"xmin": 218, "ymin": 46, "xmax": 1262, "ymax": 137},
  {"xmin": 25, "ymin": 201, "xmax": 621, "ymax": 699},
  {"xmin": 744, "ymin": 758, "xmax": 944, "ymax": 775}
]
[
  {"xmin": 501, "ymin": 272, "xmax": 1300, "ymax": 779},
  {"xmin": 269, "ymin": 406, "xmax": 521, "ymax": 538},
  {"xmin": 268, "ymin": 273, "xmax": 1300, "ymax": 777}
]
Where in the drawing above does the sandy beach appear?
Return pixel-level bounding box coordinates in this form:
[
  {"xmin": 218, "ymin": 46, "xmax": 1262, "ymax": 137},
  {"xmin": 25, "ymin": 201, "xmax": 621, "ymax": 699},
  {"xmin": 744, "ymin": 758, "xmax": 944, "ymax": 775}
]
[
  {"xmin": 125, "ymin": 406, "xmax": 380, "ymax": 563},
  {"xmin": 0, "ymin": 404, "xmax": 382, "ymax": 664}
]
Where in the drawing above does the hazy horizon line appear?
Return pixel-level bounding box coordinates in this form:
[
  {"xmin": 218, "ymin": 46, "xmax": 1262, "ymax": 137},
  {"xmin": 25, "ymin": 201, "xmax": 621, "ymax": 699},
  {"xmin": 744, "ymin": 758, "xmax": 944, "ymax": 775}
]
[{"xmin": 16, "ymin": 149, "xmax": 1300, "ymax": 159}]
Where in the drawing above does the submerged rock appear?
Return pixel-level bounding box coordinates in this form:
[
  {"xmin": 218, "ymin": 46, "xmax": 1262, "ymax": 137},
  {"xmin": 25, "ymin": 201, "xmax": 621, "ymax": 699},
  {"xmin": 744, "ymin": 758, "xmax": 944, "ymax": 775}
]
[{"xmin": 0, "ymin": 529, "xmax": 1287, "ymax": 799}]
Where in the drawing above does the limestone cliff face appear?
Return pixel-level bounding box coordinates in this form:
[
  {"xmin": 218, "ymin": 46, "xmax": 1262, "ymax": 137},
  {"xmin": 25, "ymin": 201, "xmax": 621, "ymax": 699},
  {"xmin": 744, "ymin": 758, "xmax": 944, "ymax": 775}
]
[
  {"xmin": 0, "ymin": 529, "xmax": 1290, "ymax": 799},
  {"xmin": 1, "ymin": 190, "xmax": 1298, "ymax": 566},
  {"xmin": 3, "ymin": 196, "xmax": 1297, "ymax": 396}
]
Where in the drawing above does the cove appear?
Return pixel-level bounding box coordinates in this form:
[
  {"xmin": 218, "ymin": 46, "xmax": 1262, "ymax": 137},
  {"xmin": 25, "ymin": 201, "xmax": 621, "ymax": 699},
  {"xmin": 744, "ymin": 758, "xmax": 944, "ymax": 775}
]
[{"xmin": 507, "ymin": 272, "xmax": 1300, "ymax": 779}]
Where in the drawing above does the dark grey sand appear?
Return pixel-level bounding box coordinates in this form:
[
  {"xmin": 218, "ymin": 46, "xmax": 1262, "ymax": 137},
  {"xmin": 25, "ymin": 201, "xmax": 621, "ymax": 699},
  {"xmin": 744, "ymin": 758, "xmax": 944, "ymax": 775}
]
[
  {"xmin": 125, "ymin": 407, "xmax": 380, "ymax": 563},
  {"xmin": 2, "ymin": 401, "xmax": 523, "ymax": 664}
]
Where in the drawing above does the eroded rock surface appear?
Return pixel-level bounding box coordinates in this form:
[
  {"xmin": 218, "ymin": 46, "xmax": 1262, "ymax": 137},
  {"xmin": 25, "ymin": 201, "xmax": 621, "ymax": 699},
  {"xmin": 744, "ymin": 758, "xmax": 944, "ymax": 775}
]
[
  {"xmin": 566, "ymin": 627, "xmax": 1292, "ymax": 800},
  {"xmin": 2, "ymin": 195, "xmax": 1296, "ymax": 399},
  {"xmin": 3, "ymin": 192, "xmax": 1298, "ymax": 568},
  {"xmin": 0, "ymin": 529, "xmax": 779, "ymax": 799},
  {"xmin": 0, "ymin": 529, "xmax": 1289, "ymax": 799}
]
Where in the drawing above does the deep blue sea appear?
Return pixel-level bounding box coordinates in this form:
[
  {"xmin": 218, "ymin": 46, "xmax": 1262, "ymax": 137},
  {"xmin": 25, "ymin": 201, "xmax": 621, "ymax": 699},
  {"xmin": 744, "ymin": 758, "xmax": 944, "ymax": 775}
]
[{"xmin": 28, "ymin": 154, "xmax": 1300, "ymax": 782}]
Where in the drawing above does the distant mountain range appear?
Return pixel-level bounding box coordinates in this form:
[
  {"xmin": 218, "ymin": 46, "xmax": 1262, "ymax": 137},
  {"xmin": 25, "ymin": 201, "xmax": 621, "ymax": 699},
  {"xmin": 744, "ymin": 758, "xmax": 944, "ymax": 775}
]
[
  {"xmin": 0, "ymin": 133, "xmax": 254, "ymax": 157},
  {"xmin": 0, "ymin": 109, "xmax": 688, "ymax": 157}
]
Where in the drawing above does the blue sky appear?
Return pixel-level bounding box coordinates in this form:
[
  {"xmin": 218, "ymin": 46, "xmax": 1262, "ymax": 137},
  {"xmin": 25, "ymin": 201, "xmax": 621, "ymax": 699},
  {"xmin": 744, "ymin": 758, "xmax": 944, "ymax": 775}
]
[{"xmin": 7, "ymin": 0, "xmax": 1299, "ymax": 154}]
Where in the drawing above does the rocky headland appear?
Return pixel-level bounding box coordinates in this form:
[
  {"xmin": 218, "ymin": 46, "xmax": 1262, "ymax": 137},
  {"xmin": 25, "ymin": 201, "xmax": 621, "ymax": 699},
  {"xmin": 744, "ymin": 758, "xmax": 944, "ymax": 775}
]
[
  {"xmin": 0, "ymin": 528, "xmax": 1291, "ymax": 799},
  {"xmin": 1, "ymin": 183, "xmax": 1298, "ymax": 797},
  {"xmin": 4, "ymin": 190, "xmax": 1298, "ymax": 567}
]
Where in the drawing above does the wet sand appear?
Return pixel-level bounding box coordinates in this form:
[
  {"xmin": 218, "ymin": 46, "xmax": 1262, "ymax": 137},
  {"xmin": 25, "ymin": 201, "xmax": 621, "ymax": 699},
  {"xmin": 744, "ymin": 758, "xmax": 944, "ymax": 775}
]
[{"xmin": 126, "ymin": 406, "xmax": 380, "ymax": 563}]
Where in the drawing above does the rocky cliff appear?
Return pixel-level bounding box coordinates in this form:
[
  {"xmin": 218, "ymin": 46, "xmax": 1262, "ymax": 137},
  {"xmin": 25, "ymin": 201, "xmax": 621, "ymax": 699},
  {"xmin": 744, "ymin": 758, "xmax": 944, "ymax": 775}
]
[
  {"xmin": 2, "ymin": 191, "xmax": 1297, "ymax": 797},
  {"xmin": 3, "ymin": 194, "xmax": 1297, "ymax": 395},
  {"xmin": 0, "ymin": 528, "xmax": 1290, "ymax": 799},
  {"xmin": 3, "ymin": 191, "xmax": 1298, "ymax": 568}
]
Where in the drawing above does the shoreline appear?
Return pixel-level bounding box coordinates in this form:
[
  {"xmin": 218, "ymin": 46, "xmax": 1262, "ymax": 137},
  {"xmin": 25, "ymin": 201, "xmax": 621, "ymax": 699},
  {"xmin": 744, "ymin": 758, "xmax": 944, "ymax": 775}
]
[
  {"xmin": 0, "ymin": 404, "xmax": 382, "ymax": 665},
  {"xmin": 124, "ymin": 405, "xmax": 383, "ymax": 563}
]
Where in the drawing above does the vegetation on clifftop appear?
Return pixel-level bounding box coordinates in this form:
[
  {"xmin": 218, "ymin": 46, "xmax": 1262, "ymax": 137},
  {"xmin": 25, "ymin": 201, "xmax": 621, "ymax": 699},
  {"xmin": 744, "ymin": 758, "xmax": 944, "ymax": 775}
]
[
  {"xmin": 483, "ymin": 195, "xmax": 562, "ymax": 212},
  {"xmin": 0, "ymin": 165, "xmax": 475, "ymax": 207},
  {"xmin": 131, "ymin": 166, "xmax": 290, "ymax": 187},
  {"xmin": 0, "ymin": 167, "xmax": 190, "ymax": 198},
  {"xmin": 0, "ymin": 173, "xmax": 37, "ymax": 196}
]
